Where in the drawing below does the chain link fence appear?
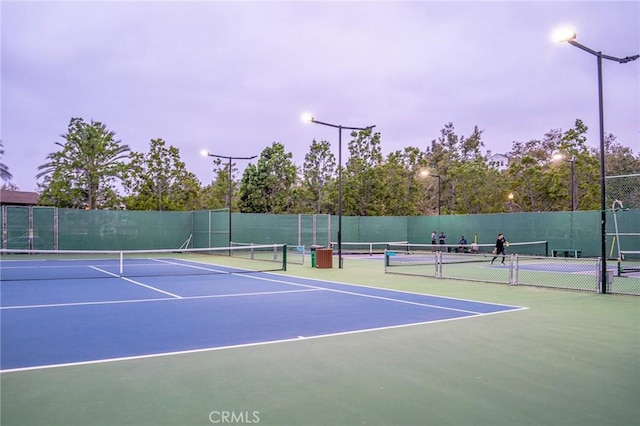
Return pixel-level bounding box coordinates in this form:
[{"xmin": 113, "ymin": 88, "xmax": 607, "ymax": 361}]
[
  {"xmin": 606, "ymin": 174, "xmax": 640, "ymax": 280},
  {"xmin": 606, "ymin": 174, "xmax": 640, "ymax": 210},
  {"xmin": 385, "ymin": 251, "xmax": 639, "ymax": 295}
]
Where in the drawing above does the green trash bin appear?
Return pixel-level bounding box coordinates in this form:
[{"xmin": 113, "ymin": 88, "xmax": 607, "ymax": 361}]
[{"xmin": 310, "ymin": 245, "xmax": 323, "ymax": 268}]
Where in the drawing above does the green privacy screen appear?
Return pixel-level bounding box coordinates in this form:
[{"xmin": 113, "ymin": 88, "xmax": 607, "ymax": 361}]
[
  {"xmin": 2, "ymin": 207, "xmax": 638, "ymax": 257},
  {"xmin": 2, "ymin": 207, "xmax": 191, "ymax": 250},
  {"xmin": 407, "ymin": 211, "xmax": 603, "ymax": 256}
]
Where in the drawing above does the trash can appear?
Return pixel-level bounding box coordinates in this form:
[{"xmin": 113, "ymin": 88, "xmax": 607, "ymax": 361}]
[
  {"xmin": 316, "ymin": 248, "xmax": 333, "ymax": 268},
  {"xmin": 310, "ymin": 245, "xmax": 323, "ymax": 268}
]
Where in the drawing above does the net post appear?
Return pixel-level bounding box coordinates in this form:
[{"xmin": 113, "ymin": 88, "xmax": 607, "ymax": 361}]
[
  {"xmin": 282, "ymin": 244, "xmax": 287, "ymax": 271},
  {"xmin": 545, "ymin": 241, "xmax": 549, "ymax": 257},
  {"xmin": 119, "ymin": 251, "xmax": 124, "ymax": 276}
]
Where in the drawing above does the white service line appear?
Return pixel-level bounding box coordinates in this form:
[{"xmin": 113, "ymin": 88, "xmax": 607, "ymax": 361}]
[{"xmin": 90, "ymin": 266, "xmax": 182, "ymax": 298}]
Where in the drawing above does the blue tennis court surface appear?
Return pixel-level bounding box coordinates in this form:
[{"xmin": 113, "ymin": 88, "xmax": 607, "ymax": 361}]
[{"xmin": 1, "ymin": 259, "xmax": 526, "ymax": 372}]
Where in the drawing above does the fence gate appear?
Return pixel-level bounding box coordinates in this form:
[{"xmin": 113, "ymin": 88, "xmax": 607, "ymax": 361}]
[{"xmin": 2, "ymin": 206, "xmax": 57, "ymax": 250}]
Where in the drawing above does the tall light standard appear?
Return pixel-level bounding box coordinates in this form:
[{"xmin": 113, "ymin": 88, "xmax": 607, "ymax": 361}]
[
  {"xmin": 301, "ymin": 114, "xmax": 376, "ymax": 268},
  {"xmin": 552, "ymin": 153, "xmax": 577, "ymax": 211},
  {"xmin": 420, "ymin": 170, "xmax": 441, "ymax": 215},
  {"xmin": 201, "ymin": 151, "xmax": 257, "ymax": 247},
  {"xmin": 554, "ymin": 28, "xmax": 639, "ymax": 294}
]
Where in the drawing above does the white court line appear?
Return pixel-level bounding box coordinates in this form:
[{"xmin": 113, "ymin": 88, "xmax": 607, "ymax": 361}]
[
  {"xmin": 7, "ymin": 260, "xmax": 524, "ymax": 316},
  {"xmin": 152, "ymin": 258, "xmax": 229, "ymax": 273},
  {"xmin": 262, "ymin": 271, "xmax": 527, "ymax": 310},
  {"xmin": 5, "ymin": 259, "xmax": 526, "ymax": 315},
  {"xmin": 0, "ymin": 288, "xmax": 324, "ymax": 310},
  {"xmin": 238, "ymin": 274, "xmax": 492, "ymax": 315},
  {"xmin": 0, "ymin": 309, "xmax": 524, "ymax": 374},
  {"xmin": 90, "ymin": 266, "xmax": 182, "ymax": 299},
  {"xmin": 146, "ymin": 258, "xmax": 509, "ymax": 315}
]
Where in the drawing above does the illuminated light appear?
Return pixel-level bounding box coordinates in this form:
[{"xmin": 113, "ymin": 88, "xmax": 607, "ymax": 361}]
[{"xmin": 551, "ymin": 27, "xmax": 577, "ymax": 43}]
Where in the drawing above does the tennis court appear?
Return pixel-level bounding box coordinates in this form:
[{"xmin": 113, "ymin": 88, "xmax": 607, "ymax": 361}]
[
  {"xmin": 1, "ymin": 250, "xmax": 638, "ymax": 426},
  {"xmin": 1, "ymin": 249, "xmax": 522, "ymax": 372}
]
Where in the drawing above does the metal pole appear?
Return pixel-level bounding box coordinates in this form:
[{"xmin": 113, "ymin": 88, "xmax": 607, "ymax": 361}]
[
  {"xmin": 228, "ymin": 157, "xmax": 232, "ymax": 247},
  {"xmin": 570, "ymin": 157, "xmax": 576, "ymax": 212},
  {"xmin": 202, "ymin": 152, "xmax": 257, "ymax": 249},
  {"xmin": 338, "ymin": 125, "xmax": 343, "ymax": 269},
  {"xmin": 305, "ymin": 117, "xmax": 375, "ymax": 269},
  {"xmin": 437, "ymin": 175, "xmax": 441, "ymax": 216},
  {"xmin": 562, "ymin": 36, "xmax": 639, "ymax": 294},
  {"xmin": 597, "ymin": 53, "xmax": 607, "ymax": 294}
]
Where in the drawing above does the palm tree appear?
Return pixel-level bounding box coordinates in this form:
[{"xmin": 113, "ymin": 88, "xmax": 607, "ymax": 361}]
[
  {"xmin": 37, "ymin": 118, "xmax": 130, "ymax": 209},
  {"xmin": 0, "ymin": 140, "xmax": 13, "ymax": 182}
]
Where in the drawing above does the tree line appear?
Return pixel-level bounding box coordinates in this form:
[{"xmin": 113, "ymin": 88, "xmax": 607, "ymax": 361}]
[{"xmin": 3, "ymin": 117, "xmax": 639, "ymax": 214}]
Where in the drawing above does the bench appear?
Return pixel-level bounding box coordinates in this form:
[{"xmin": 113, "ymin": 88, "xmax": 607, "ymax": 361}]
[{"xmin": 552, "ymin": 249, "xmax": 581, "ymax": 258}]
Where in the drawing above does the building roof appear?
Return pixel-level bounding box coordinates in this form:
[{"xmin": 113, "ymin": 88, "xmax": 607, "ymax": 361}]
[{"xmin": 0, "ymin": 190, "xmax": 40, "ymax": 206}]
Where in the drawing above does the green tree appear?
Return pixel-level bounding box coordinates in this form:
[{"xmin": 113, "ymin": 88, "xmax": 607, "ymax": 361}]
[
  {"xmin": 342, "ymin": 129, "xmax": 383, "ymax": 216},
  {"xmin": 380, "ymin": 147, "xmax": 429, "ymax": 216},
  {"xmin": 448, "ymin": 160, "xmax": 505, "ymax": 214},
  {"xmin": 201, "ymin": 157, "xmax": 238, "ymax": 210},
  {"xmin": 298, "ymin": 139, "xmax": 336, "ymax": 214},
  {"xmin": 122, "ymin": 139, "xmax": 201, "ymax": 211},
  {"xmin": 425, "ymin": 122, "xmax": 484, "ymax": 214},
  {"xmin": 505, "ymin": 119, "xmax": 603, "ymax": 212},
  {"xmin": 460, "ymin": 125, "xmax": 485, "ymax": 162},
  {"xmin": 604, "ymin": 134, "xmax": 640, "ymax": 177},
  {"xmin": 0, "ymin": 140, "xmax": 13, "ymax": 182},
  {"xmin": 37, "ymin": 118, "xmax": 129, "ymax": 209},
  {"xmin": 238, "ymin": 142, "xmax": 297, "ymax": 213},
  {"xmin": 603, "ymin": 134, "xmax": 640, "ymax": 210}
]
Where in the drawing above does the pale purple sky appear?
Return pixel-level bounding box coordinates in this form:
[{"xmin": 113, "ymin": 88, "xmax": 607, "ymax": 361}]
[{"xmin": 2, "ymin": 1, "xmax": 639, "ymax": 192}]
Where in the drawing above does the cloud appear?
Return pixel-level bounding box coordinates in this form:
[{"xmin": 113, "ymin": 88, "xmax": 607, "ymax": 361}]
[{"xmin": 1, "ymin": 1, "xmax": 638, "ymax": 192}]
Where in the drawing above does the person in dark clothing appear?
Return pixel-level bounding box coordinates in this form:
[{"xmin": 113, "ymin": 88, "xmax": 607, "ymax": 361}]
[
  {"xmin": 491, "ymin": 233, "xmax": 508, "ymax": 264},
  {"xmin": 457, "ymin": 236, "xmax": 468, "ymax": 253}
]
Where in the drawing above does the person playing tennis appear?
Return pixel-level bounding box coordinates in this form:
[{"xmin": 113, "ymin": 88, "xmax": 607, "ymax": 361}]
[{"xmin": 491, "ymin": 233, "xmax": 509, "ymax": 265}]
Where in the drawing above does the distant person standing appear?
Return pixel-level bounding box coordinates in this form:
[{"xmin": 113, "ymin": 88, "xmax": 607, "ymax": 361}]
[
  {"xmin": 431, "ymin": 231, "xmax": 437, "ymax": 251},
  {"xmin": 491, "ymin": 233, "xmax": 509, "ymax": 265},
  {"xmin": 439, "ymin": 231, "xmax": 446, "ymax": 247}
]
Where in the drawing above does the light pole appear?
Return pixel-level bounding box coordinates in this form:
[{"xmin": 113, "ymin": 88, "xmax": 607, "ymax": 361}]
[
  {"xmin": 507, "ymin": 192, "xmax": 522, "ymax": 213},
  {"xmin": 301, "ymin": 114, "xmax": 376, "ymax": 268},
  {"xmin": 552, "ymin": 153, "xmax": 577, "ymax": 211},
  {"xmin": 201, "ymin": 151, "xmax": 257, "ymax": 247},
  {"xmin": 420, "ymin": 170, "xmax": 441, "ymax": 215},
  {"xmin": 554, "ymin": 28, "xmax": 639, "ymax": 294}
]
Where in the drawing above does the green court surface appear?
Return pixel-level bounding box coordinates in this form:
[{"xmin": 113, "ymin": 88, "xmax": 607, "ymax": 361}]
[{"xmin": 1, "ymin": 256, "xmax": 639, "ymax": 426}]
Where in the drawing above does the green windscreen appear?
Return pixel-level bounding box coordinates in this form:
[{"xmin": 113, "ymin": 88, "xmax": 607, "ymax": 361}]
[{"xmin": 2, "ymin": 207, "xmax": 638, "ymax": 258}]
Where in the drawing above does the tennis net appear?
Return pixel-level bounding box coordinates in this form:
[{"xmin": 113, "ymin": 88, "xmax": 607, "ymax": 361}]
[
  {"xmin": 330, "ymin": 241, "xmax": 409, "ymax": 255},
  {"xmin": 0, "ymin": 244, "xmax": 287, "ymax": 281},
  {"xmin": 384, "ymin": 240, "xmax": 548, "ymax": 276},
  {"xmin": 618, "ymin": 251, "xmax": 640, "ymax": 275},
  {"xmin": 386, "ymin": 240, "xmax": 548, "ymax": 257},
  {"xmin": 232, "ymin": 241, "xmax": 304, "ymax": 265}
]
